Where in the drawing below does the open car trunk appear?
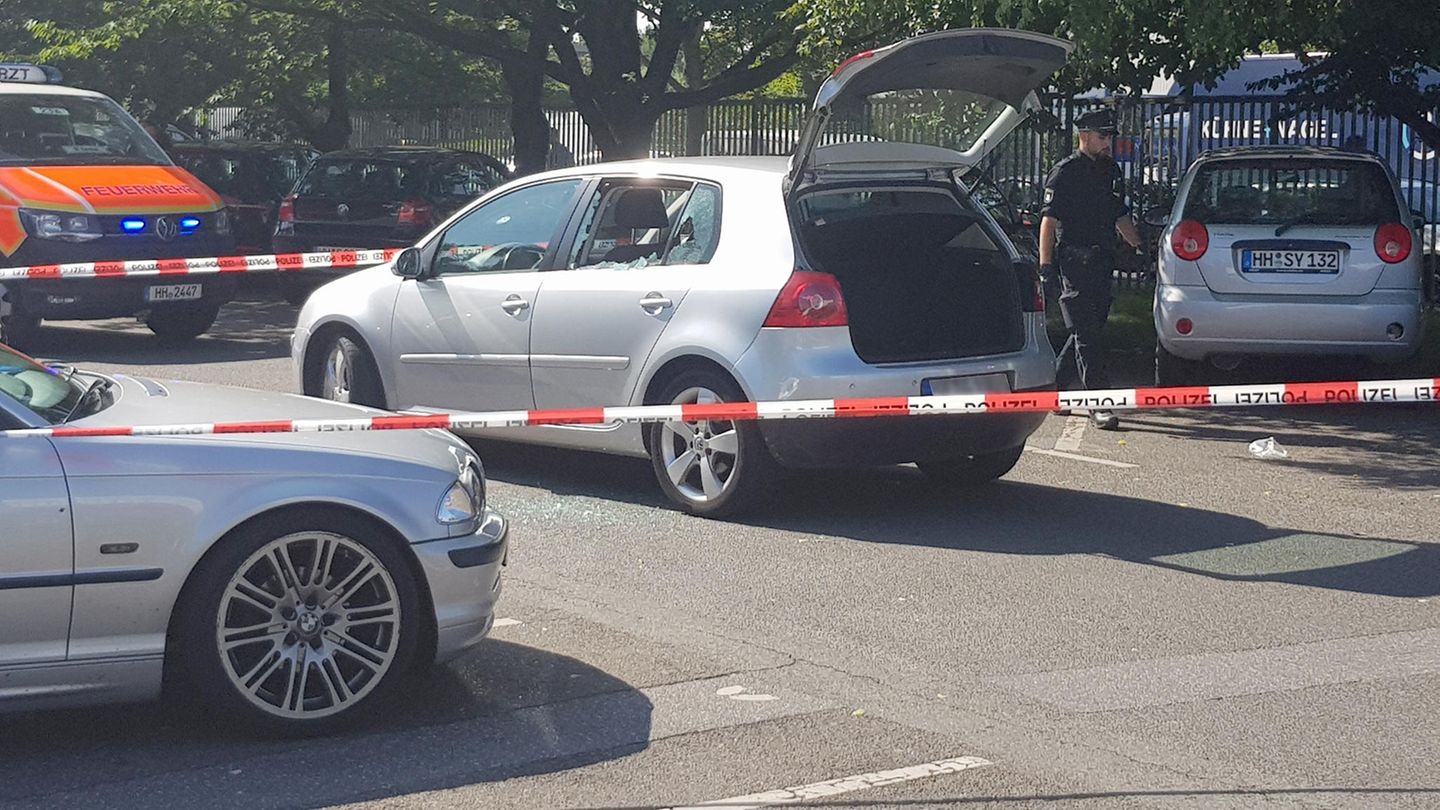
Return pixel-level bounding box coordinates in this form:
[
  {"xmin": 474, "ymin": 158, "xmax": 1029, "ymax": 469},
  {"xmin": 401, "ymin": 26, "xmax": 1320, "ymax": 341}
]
[{"xmin": 794, "ymin": 185, "xmax": 1026, "ymax": 364}]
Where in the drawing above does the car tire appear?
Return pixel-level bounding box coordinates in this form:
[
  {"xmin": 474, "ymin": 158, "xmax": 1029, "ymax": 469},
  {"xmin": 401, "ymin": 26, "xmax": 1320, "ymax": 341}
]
[
  {"xmin": 316, "ymin": 334, "xmax": 386, "ymax": 408},
  {"xmin": 916, "ymin": 445, "xmax": 1025, "ymax": 488},
  {"xmin": 1155, "ymin": 342, "xmax": 1206, "ymax": 387},
  {"xmin": 171, "ymin": 510, "xmax": 423, "ymax": 737},
  {"xmin": 147, "ymin": 303, "xmax": 220, "ymax": 344},
  {"xmin": 647, "ymin": 370, "xmax": 778, "ymax": 518},
  {"xmin": 0, "ymin": 296, "xmax": 41, "ymax": 351}
]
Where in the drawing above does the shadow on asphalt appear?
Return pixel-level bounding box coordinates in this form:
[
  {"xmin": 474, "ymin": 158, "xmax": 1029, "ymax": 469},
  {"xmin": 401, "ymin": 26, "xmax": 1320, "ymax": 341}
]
[
  {"xmin": 0, "ymin": 639, "xmax": 652, "ymax": 807},
  {"xmin": 474, "ymin": 437, "xmax": 1440, "ymax": 600},
  {"xmin": 18, "ymin": 295, "xmax": 298, "ymax": 366}
]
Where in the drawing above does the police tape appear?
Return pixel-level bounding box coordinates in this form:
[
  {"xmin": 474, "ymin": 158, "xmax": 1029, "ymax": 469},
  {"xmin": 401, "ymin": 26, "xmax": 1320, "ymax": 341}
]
[
  {"xmin": 4, "ymin": 378, "xmax": 1437, "ymax": 439},
  {"xmin": 0, "ymin": 248, "xmax": 402, "ymax": 283}
]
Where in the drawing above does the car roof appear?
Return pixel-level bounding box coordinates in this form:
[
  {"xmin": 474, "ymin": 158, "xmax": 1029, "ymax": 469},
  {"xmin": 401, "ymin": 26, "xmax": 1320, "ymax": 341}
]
[
  {"xmin": 171, "ymin": 140, "xmax": 314, "ymax": 153},
  {"xmin": 519, "ymin": 156, "xmax": 791, "ymax": 185},
  {"xmin": 0, "ymin": 83, "xmax": 107, "ymax": 99},
  {"xmin": 314, "ymin": 146, "xmax": 500, "ymax": 162},
  {"xmin": 1194, "ymin": 145, "xmax": 1388, "ymax": 164}
]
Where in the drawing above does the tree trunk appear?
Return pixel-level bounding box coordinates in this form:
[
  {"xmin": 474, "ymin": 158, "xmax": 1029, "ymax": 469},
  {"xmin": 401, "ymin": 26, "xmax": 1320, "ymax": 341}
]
[
  {"xmin": 504, "ymin": 26, "xmax": 552, "ymax": 176},
  {"xmin": 683, "ymin": 31, "xmax": 706, "ymax": 156},
  {"xmin": 310, "ymin": 23, "xmax": 352, "ymax": 152}
]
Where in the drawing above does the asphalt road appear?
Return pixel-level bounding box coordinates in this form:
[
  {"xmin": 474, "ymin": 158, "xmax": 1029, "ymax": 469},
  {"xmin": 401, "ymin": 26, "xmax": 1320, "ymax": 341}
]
[{"xmin": 3, "ymin": 293, "xmax": 1438, "ymax": 810}]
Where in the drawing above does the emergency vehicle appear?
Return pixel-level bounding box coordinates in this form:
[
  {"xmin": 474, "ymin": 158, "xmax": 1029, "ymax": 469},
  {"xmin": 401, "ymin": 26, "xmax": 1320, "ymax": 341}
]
[{"xmin": 0, "ymin": 64, "xmax": 236, "ymax": 346}]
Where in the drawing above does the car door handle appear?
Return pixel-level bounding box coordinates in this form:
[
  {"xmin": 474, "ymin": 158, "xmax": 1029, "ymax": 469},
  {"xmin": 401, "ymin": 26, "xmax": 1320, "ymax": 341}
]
[
  {"xmin": 500, "ymin": 295, "xmax": 530, "ymax": 315},
  {"xmin": 639, "ymin": 293, "xmax": 673, "ymax": 313}
]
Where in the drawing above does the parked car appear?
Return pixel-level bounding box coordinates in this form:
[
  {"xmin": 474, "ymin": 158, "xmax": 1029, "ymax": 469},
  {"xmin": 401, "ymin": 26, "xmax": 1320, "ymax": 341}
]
[
  {"xmin": 1145, "ymin": 145, "xmax": 1426, "ymax": 384},
  {"xmin": 273, "ymin": 147, "xmax": 512, "ymax": 304},
  {"xmin": 171, "ymin": 140, "xmax": 318, "ymax": 253},
  {"xmin": 293, "ymin": 29, "xmax": 1070, "ymax": 517},
  {"xmin": 0, "ymin": 340, "xmax": 507, "ymax": 734},
  {"xmin": 0, "ymin": 65, "xmax": 236, "ymax": 348}
]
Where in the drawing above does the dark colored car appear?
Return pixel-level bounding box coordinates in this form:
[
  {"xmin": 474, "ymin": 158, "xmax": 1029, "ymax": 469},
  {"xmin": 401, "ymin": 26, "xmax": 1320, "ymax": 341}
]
[
  {"xmin": 170, "ymin": 141, "xmax": 318, "ymax": 253},
  {"xmin": 272, "ymin": 147, "xmax": 511, "ymax": 303}
]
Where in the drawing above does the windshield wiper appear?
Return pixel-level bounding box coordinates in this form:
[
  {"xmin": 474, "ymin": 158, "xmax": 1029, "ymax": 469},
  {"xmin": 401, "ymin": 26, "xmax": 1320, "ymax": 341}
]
[
  {"xmin": 1273, "ymin": 211, "xmax": 1327, "ymax": 237},
  {"xmin": 61, "ymin": 376, "xmax": 115, "ymax": 424}
]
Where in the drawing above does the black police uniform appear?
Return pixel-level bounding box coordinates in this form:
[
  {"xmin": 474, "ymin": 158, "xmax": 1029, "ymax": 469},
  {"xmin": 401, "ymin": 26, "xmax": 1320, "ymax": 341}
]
[{"xmin": 1041, "ymin": 130, "xmax": 1129, "ymax": 391}]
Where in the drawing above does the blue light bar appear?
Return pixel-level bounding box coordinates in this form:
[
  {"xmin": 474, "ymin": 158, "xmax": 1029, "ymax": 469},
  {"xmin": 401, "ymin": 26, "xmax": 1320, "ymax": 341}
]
[
  {"xmin": 179, "ymin": 217, "xmax": 201, "ymax": 230},
  {"xmin": 120, "ymin": 217, "xmax": 145, "ymax": 232}
]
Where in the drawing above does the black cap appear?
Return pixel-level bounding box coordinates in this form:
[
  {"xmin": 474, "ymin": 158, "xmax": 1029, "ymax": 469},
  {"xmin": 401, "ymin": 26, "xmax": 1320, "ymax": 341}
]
[{"xmin": 1076, "ymin": 109, "xmax": 1117, "ymax": 135}]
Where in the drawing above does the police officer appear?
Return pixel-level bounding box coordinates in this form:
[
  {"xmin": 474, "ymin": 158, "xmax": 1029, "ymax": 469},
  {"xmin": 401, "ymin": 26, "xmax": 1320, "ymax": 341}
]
[{"xmin": 1039, "ymin": 109, "xmax": 1141, "ymax": 430}]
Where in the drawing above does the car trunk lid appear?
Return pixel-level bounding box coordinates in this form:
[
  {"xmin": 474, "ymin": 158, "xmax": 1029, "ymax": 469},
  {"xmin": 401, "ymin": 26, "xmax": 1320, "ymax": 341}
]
[
  {"xmin": 786, "ymin": 29, "xmax": 1073, "ymax": 194},
  {"xmin": 1179, "ymin": 155, "xmax": 1406, "ymax": 297}
]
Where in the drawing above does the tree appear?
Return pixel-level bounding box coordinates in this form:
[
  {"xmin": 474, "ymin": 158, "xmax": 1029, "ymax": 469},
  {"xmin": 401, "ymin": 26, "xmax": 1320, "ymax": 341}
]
[
  {"xmin": 794, "ymin": 0, "xmax": 1440, "ymax": 148},
  {"xmin": 246, "ymin": 0, "xmax": 875, "ymax": 171}
]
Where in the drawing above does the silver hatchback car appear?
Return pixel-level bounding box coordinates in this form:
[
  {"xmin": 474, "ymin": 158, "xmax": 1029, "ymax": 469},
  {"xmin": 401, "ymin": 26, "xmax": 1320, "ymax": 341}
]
[
  {"xmin": 1148, "ymin": 146, "xmax": 1426, "ymax": 384},
  {"xmin": 294, "ymin": 30, "xmax": 1072, "ymax": 517},
  {"xmin": 0, "ymin": 343, "xmax": 507, "ymax": 734}
]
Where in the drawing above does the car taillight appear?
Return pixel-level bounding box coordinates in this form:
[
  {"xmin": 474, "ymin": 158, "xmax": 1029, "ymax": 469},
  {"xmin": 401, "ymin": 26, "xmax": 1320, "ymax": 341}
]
[
  {"xmin": 763, "ymin": 271, "xmax": 848, "ymax": 328},
  {"xmin": 1171, "ymin": 219, "xmax": 1209, "ymax": 261},
  {"xmin": 277, "ymin": 195, "xmax": 295, "ymax": 223},
  {"xmin": 397, "ymin": 199, "xmax": 433, "ymax": 227},
  {"xmin": 1374, "ymin": 223, "xmax": 1412, "ymax": 264}
]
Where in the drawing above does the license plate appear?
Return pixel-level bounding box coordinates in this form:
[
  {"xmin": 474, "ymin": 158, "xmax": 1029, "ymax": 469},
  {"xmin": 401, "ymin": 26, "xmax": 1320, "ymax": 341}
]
[
  {"xmin": 1240, "ymin": 249, "xmax": 1340, "ymax": 274},
  {"xmin": 921, "ymin": 373, "xmax": 1009, "ymax": 396},
  {"xmin": 146, "ymin": 283, "xmax": 202, "ymax": 302}
]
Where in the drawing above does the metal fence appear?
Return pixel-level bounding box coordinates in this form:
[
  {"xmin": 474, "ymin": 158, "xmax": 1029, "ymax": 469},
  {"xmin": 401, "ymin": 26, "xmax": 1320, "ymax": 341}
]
[{"xmin": 193, "ymin": 95, "xmax": 1440, "ymax": 219}]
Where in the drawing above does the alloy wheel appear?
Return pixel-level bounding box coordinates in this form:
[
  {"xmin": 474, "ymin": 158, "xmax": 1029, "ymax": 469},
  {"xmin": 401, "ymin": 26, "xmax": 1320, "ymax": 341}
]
[
  {"xmin": 215, "ymin": 531, "xmax": 401, "ymax": 720},
  {"xmin": 659, "ymin": 386, "xmax": 741, "ymax": 503}
]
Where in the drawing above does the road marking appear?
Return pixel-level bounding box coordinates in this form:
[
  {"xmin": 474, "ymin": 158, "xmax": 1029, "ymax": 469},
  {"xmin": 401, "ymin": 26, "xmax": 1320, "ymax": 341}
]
[
  {"xmin": 717, "ymin": 685, "xmax": 778, "ymax": 702},
  {"xmin": 667, "ymin": 755, "xmax": 992, "ymax": 809},
  {"xmin": 492, "ymin": 617, "xmax": 522, "ymax": 628},
  {"xmin": 1054, "ymin": 414, "xmax": 1087, "ymax": 452},
  {"xmin": 1026, "ymin": 447, "xmax": 1138, "ymax": 468}
]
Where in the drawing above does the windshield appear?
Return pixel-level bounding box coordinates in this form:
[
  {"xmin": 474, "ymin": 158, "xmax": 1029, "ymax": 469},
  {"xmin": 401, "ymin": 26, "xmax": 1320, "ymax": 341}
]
[
  {"xmin": 0, "ymin": 93, "xmax": 171, "ymax": 167},
  {"xmin": 175, "ymin": 149, "xmax": 309, "ymax": 201},
  {"xmin": 0, "ymin": 344, "xmax": 87, "ymax": 423},
  {"xmin": 295, "ymin": 158, "xmax": 427, "ymax": 200},
  {"xmin": 1182, "ymin": 159, "xmax": 1402, "ymax": 225},
  {"xmin": 822, "ymin": 88, "xmax": 1013, "ymax": 153}
]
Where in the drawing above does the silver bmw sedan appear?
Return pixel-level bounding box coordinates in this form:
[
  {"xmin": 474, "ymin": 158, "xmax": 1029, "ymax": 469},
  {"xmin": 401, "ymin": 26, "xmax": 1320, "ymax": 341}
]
[{"xmin": 0, "ymin": 342, "xmax": 507, "ymax": 735}]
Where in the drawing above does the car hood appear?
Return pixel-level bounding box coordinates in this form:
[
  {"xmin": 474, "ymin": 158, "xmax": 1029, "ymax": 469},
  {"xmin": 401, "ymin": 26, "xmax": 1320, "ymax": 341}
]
[{"xmin": 64, "ymin": 373, "xmax": 472, "ymax": 477}]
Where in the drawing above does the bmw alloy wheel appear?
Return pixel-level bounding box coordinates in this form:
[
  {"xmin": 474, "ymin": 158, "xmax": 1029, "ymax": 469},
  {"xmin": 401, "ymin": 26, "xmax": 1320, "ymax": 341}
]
[{"xmin": 215, "ymin": 531, "xmax": 402, "ymax": 721}]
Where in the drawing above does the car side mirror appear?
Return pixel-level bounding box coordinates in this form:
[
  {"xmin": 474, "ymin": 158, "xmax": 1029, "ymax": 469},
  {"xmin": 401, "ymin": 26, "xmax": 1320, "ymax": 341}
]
[
  {"xmin": 392, "ymin": 247, "xmax": 425, "ymax": 280},
  {"xmin": 1142, "ymin": 205, "xmax": 1172, "ymax": 228}
]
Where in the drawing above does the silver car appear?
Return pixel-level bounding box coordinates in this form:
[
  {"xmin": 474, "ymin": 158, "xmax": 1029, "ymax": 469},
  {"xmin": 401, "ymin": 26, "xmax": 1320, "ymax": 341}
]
[
  {"xmin": 1148, "ymin": 146, "xmax": 1427, "ymax": 384},
  {"xmin": 0, "ymin": 342, "xmax": 507, "ymax": 734},
  {"xmin": 293, "ymin": 30, "xmax": 1072, "ymax": 517}
]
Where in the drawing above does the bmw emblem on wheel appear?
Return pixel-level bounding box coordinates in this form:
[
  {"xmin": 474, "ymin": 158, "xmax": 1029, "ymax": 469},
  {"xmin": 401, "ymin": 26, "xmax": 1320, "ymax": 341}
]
[
  {"xmin": 336, "ymin": 203, "xmax": 350, "ymax": 218},
  {"xmin": 154, "ymin": 216, "xmax": 177, "ymax": 242}
]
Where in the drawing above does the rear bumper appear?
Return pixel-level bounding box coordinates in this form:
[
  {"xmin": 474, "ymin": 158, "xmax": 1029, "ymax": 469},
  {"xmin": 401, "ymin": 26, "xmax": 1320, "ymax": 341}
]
[
  {"xmin": 760, "ymin": 410, "xmax": 1046, "ymax": 468},
  {"xmin": 735, "ymin": 320, "xmax": 1053, "ymax": 467},
  {"xmin": 411, "ymin": 507, "xmax": 508, "ymax": 664},
  {"xmin": 1155, "ymin": 283, "xmax": 1425, "ymax": 362}
]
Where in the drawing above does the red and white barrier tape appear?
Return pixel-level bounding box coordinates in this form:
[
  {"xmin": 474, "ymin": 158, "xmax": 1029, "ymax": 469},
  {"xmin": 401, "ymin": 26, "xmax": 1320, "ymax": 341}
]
[
  {"xmin": 0, "ymin": 248, "xmax": 401, "ymax": 283},
  {"xmin": 4, "ymin": 378, "xmax": 1437, "ymax": 439}
]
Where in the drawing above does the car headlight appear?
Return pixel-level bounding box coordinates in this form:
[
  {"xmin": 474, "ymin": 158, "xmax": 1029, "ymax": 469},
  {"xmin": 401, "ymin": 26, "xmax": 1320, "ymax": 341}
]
[
  {"xmin": 19, "ymin": 208, "xmax": 102, "ymax": 242},
  {"xmin": 436, "ymin": 462, "xmax": 485, "ymax": 525}
]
